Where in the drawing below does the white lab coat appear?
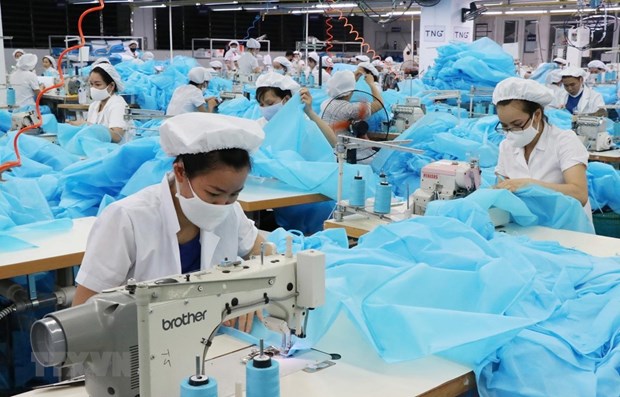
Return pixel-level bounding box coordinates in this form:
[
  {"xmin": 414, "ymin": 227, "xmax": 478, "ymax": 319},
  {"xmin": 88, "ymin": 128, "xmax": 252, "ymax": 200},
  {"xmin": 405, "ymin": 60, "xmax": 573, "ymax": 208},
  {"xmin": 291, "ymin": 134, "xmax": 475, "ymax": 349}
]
[
  {"xmin": 238, "ymin": 52, "xmax": 259, "ymax": 75},
  {"xmin": 558, "ymin": 85, "xmax": 605, "ymax": 114},
  {"xmin": 166, "ymin": 85, "xmax": 206, "ymax": 116},
  {"xmin": 495, "ymin": 123, "xmax": 592, "ymax": 221},
  {"xmin": 545, "ymin": 84, "xmax": 565, "ymax": 109},
  {"xmin": 9, "ymin": 69, "xmax": 39, "ymax": 108},
  {"xmin": 76, "ymin": 174, "xmax": 258, "ymax": 293}
]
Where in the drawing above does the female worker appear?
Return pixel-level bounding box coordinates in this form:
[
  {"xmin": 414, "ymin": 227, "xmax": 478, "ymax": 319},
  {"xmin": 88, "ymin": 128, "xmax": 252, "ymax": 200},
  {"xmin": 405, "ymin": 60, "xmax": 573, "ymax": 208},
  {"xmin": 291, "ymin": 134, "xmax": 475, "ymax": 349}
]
[
  {"xmin": 68, "ymin": 63, "xmax": 128, "ymax": 143},
  {"xmin": 166, "ymin": 67, "xmax": 218, "ymax": 115},
  {"xmin": 9, "ymin": 53, "xmax": 41, "ymax": 108},
  {"xmin": 74, "ymin": 113, "xmax": 267, "ymax": 332},
  {"xmin": 255, "ymin": 72, "xmax": 336, "ymax": 147},
  {"xmin": 272, "ymin": 56, "xmax": 293, "ymax": 75},
  {"xmin": 493, "ymin": 77, "xmax": 591, "ymax": 221},
  {"xmin": 41, "ymin": 55, "xmax": 59, "ymax": 78}
]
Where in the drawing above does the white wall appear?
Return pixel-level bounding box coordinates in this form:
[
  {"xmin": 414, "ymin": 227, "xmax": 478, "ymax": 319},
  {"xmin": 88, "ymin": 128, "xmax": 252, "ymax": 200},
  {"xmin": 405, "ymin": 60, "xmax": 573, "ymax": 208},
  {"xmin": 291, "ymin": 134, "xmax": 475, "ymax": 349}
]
[{"xmin": 362, "ymin": 17, "xmax": 419, "ymax": 59}]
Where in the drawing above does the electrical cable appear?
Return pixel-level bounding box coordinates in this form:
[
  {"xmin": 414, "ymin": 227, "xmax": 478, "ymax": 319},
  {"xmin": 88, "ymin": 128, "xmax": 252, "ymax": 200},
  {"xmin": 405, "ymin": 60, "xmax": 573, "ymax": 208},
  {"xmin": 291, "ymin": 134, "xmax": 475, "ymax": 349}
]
[
  {"xmin": 325, "ymin": 0, "xmax": 381, "ymax": 60},
  {"xmin": 244, "ymin": 14, "xmax": 261, "ymax": 41},
  {"xmin": 325, "ymin": 17, "xmax": 335, "ymax": 57},
  {"xmin": 0, "ymin": 304, "xmax": 16, "ymax": 321},
  {"xmin": 0, "ymin": 0, "xmax": 105, "ymax": 176}
]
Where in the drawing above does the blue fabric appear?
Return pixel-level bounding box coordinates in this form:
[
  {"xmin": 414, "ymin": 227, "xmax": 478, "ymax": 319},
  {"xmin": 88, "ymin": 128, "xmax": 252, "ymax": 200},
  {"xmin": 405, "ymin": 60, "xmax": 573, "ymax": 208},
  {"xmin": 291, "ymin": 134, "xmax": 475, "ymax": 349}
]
[
  {"xmin": 566, "ymin": 92, "xmax": 583, "ymax": 114},
  {"xmin": 179, "ymin": 233, "xmax": 201, "ymax": 274},
  {"xmin": 587, "ymin": 162, "xmax": 620, "ymax": 212},
  {"xmin": 592, "ymin": 84, "xmax": 618, "ymax": 105},
  {"xmin": 530, "ymin": 62, "xmax": 557, "ymax": 84}
]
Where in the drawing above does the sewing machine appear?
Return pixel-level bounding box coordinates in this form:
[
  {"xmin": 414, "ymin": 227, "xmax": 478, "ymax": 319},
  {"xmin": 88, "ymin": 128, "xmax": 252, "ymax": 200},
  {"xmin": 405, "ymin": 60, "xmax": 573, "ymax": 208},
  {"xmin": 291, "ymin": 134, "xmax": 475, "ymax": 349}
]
[
  {"xmin": 574, "ymin": 116, "xmax": 613, "ymax": 152},
  {"xmin": 412, "ymin": 159, "xmax": 482, "ymax": 215},
  {"xmin": 10, "ymin": 111, "xmax": 40, "ymax": 134},
  {"xmin": 220, "ymin": 91, "xmax": 247, "ymax": 101},
  {"xmin": 391, "ymin": 97, "xmax": 425, "ymax": 133},
  {"xmin": 30, "ymin": 250, "xmax": 325, "ymax": 397}
]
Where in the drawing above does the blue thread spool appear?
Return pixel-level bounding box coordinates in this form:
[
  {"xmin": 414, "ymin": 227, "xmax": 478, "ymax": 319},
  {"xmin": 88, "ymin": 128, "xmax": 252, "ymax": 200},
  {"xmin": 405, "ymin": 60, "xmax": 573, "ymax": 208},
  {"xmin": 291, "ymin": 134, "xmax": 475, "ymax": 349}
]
[
  {"xmin": 614, "ymin": 121, "xmax": 620, "ymax": 137},
  {"xmin": 474, "ymin": 102, "xmax": 484, "ymax": 115},
  {"xmin": 6, "ymin": 87, "xmax": 15, "ymax": 107},
  {"xmin": 373, "ymin": 173, "xmax": 391, "ymax": 214},
  {"xmin": 246, "ymin": 340, "xmax": 280, "ymax": 397},
  {"xmin": 350, "ymin": 172, "xmax": 365, "ymax": 207},
  {"xmin": 299, "ymin": 72, "xmax": 307, "ymax": 86},
  {"xmin": 487, "ymin": 103, "xmax": 495, "ymax": 114},
  {"xmin": 595, "ymin": 73, "xmax": 602, "ymax": 83},
  {"xmin": 308, "ymin": 73, "xmax": 315, "ymax": 87},
  {"xmin": 180, "ymin": 376, "xmax": 218, "ymax": 397}
]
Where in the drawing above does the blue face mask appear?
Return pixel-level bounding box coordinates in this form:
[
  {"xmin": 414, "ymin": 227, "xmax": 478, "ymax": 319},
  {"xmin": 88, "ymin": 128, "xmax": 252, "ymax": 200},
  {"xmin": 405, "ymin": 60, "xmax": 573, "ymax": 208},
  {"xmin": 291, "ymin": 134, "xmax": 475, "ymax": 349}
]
[{"xmin": 260, "ymin": 102, "xmax": 284, "ymax": 121}]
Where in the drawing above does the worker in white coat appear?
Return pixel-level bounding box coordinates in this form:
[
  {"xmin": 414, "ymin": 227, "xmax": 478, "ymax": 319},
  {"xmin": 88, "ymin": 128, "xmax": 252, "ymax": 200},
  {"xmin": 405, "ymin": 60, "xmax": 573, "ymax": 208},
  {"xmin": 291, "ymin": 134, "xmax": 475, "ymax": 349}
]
[
  {"xmin": 355, "ymin": 62, "xmax": 381, "ymax": 90},
  {"xmin": 73, "ymin": 113, "xmax": 268, "ymax": 332},
  {"xmin": 492, "ymin": 77, "xmax": 592, "ymax": 223},
  {"xmin": 166, "ymin": 67, "xmax": 218, "ymax": 115},
  {"xmin": 124, "ymin": 40, "xmax": 141, "ymax": 59},
  {"xmin": 545, "ymin": 69, "xmax": 564, "ymax": 108},
  {"xmin": 224, "ymin": 40, "xmax": 240, "ymax": 70},
  {"xmin": 306, "ymin": 52, "xmax": 330, "ymax": 86},
  {"xmin": 556, "ymin": 66, "xmax": 606, "ymax": 116},
  {"xmin": 67, "ymin": 63, "xmax": 128, "ymax": 143},
  {"xmin": 9, "ymin": 53, "xmax": 41, "ymax": 108},
  {"xmin": 238, "ymin": 38, "xmax": 262, "ymax": 75},
  {"xmin": 272, "ymin": 56, "xmax": 293, "ymax": 75},
  {"xmin": 41, "ymin": 55, "xmax": 59, "ymax": 78}
]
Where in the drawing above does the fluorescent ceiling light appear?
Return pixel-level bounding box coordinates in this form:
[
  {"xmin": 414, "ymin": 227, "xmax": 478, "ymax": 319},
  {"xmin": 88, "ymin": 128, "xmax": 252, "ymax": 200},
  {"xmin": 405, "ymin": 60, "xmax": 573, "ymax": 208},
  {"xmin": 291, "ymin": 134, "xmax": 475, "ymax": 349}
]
[
  {"xmin": 244, "ymin": 6, "xmax": 277, "ymax": 10},
  {"xmin": 382, "ymin": 10, "xmax": 421, "ymax": 16},
  {"xmin": 485, "ymin": 11, "xmax": 503, "ymax": 15},
  {"xmin": 212, "ymin": 6, "xmax": 242, "ymax": 11},
  {"xmin": 291, "ymin": 9, "xmax": 324, "ymax": 14},
  {"xmin": 315, "ymin": 3, "xmax": 356, "ymax": 8},
  {"xmin": 504, "ymin": 10, "xmax": 547, "ymax": 14}
]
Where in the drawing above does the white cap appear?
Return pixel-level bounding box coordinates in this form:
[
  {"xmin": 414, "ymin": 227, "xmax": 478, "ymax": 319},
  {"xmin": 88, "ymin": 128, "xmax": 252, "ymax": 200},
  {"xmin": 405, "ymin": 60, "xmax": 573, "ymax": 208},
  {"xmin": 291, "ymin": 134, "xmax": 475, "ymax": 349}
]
[
  {"xmin": 93, "ymin": 57, "xmax": 111, "ymax": 66},
  {"xmin": 142, "ymin": 52, "xmax": 155, "ymax": 61},
  {"xmin": 355, "ymin": 55, "xmax": 370, "ymax": 63},
  {"xmin": 17, "ymin": 54, "xmax": 38, "ymax": 71},
  {"xmin": 553, "ymin": 57, "xmax": 567, "ymax": 65},
  {"xmin": 358, "ymin": 62, "xmax": 379, "ymax": 78},
  {"xmin": 160, "ymin": 113, "xmax": 265, "ymax": 156},
  {"xmin": 587, "ymin": 60, "xmax": 607, "ymax": 71},
  {"xmin": 492, "ymin": 77, "xmax": 553, "ymax": 106},
  {"xmin": 327, "ymin": 70, "xmax": 356, "ymax": 98},
  {"xmin": 246, "ymin": 38, "xmax": 261, "ymax": 49},
  {"xmin": 128, "ymin": 40, "xmax": 139, "ymax": 47},
  {"xmin": 293, "ymin": 50, "xmax": 301, "ymax": 56},
  {"xmin": 229, "ymin": 40, "xmax": 239, "ymax": 47},
  {"xmin": 210, "ymin": 60, "xmax": 223, "ymax": 69},
  {"xmin": 188, "ymin": 67, "xmax": 211, "ymax": 84},
  {"xmin": 308, "ymin": 51, "xmax": 319, "ymax": 64},
  {"xmin": 92, "ymin": 63, "xmax": 125, "ymax": 92},
  {"xmin": 322, "ymin": 56, "xmax": 334, "ymax": 68},
  {"xmin": 256, "ymin": 72, "xmax": 300, "ymax": 92},
  {"xmin": 384, "ymin": 56, "xmax": 394, "ymax": 63},
  {"xmin": 12, "ymin": 49, "xmax": 24, "ymax": 58},
  {"xmin": 43, "ymin": 55, "xmax": 57, "ymax": 69},
  {"xmin": 371, "ymin": 60, "xmax": 385, "ymax": 69},
  {"xmin": 546, "ymin": 69, "xmax": 563, "ymax": 84},
  {"xmin": 560, "ymin": 66, "xmax": 587, "ymax": 79},
  {"xmin": 272, "ymin": 56, "xmax": 293, "ymax": 71}
]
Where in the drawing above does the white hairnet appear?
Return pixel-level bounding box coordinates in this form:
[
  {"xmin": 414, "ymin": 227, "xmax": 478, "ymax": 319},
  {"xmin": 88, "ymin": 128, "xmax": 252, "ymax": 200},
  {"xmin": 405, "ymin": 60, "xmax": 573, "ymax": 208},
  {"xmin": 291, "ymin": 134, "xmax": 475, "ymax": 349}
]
[
  {"xmin": 560, "ymin": 66, "xmax": 587, "ymax": 79},
  {"xmin": 141, "ymin": 52, "xmax": 155, "ymax": 61},
  {"xmin": 229, "ymin": 40, "xmax": 239, "ymax": 47},
  {"xmin": 384, "ymin": 56, "xmax": 394, "ymax": 63},
  {"xmin": 327, "ymin": 70, "xmax": 356, "ymax": 98},
  {"xmin": 12, "ymin": 49, "xmax": 24, "ymax": 58},
  {"xmin": 188, "ymin": 67, "xmax": 210, "ymax": 84},
  {"xmin": 553, "ymin": 57, "xmax": 567, "ymax": 65},
  {"xmin": 308, "ymin": 52, "xmax": 319, "ymax": 64},
  {"xmin": 256, "ymin": 72, "xmax": 300, "ymax": 92},
  {"xmin": 322, "ymin": 56, "xmax": 333, "ymax": 68},
  {"xmin": 355, "ymin": 55, "xmax": 370, "ymax": 63},
  {"xmin": 93, "ymin": 57, "xmax": 111, "ymax": 66},
  {"xmin": 358, "ymin": 62, "xmax": 379, "ymax": 78},
  {"xmin": 17, "ymin": 54, "xmax": 38, "ymax": 71},
  {"xmin": 92, "ymin": 63, "xmax": 125, "ymax": 92},
  {"xmin": 546, "ymin": 69, "xmax": 563, "ymax": 84},
  {"xmin": 587, "ymin": 60, "xmax": 607, "ymax": 71},
  {"xmin": 272, "ymin": 56, "xmax": 293, "ymax": 71},
  {"xmin": 293, "ymin": 50, "xmax": 301, "ymax": 56},
  {"xmin": 492, "ymin": 77, "xmax": 554, "ymax": 106},
  {"xmin": 246, "ymin": 38, "xmax": 261, "ymax": 49},
  {"xmin": 160, "ymin": 113, "xmax": 265, "ymax": 156},
  {"xmin": 43, "ymin": 55, "xmax": 57, "ymax": 69},
  {"xmin": 128, "ymin": 40, "xmax": 139, "ymax": 47},
  {"xmin": 371, "ymin": 60, "xmax": 385, "ymax": 69},
  {"xmin": 210, "ymin": 60, "xmax": 223, "ymax": 69}
]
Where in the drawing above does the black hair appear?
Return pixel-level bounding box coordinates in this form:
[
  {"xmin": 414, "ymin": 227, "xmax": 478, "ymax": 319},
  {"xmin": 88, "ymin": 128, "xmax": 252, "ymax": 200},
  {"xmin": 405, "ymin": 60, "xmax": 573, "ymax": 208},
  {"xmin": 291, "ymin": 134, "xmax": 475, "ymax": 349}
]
[
  {"xmin": 174, "ymin": 149, "xmax": 251, "ymax": 179},
  {"xmin": 285, "ymin": 50, "xmax": 294, "ymax": 57},
  {"xmin": 256, "ymin": 87, "xmax": 292, "ymax": 104},
  {"xmin": 91, "ymin": 66, "xmax": 118, "ymax": 93},
  {"xmin": 189, "ymin": 81, "xmax": 203, "ymax": 87},
  {"xmin": 497, "ymin": 99, "xmax": 548, "ymax": 122}
]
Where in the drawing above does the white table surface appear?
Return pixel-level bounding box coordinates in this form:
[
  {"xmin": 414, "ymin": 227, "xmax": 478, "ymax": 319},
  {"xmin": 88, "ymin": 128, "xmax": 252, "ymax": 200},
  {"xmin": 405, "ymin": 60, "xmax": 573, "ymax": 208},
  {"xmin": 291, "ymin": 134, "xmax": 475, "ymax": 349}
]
[
  {"xmin": 0, "ymin": 217, "xmax": 95, "ymax": 279},
  {"xmin": 238, "ymin": 176, "xmax": 329, "ymax": 212},
  {"xmin": 589, "ymin": 148, "xmax": 620, "ymax": 158}
]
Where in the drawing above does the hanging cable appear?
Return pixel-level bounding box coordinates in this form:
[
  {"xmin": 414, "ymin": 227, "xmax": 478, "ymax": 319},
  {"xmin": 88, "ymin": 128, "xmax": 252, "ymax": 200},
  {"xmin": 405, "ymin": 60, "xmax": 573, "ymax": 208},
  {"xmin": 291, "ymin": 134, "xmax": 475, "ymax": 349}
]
[
  {"xmin": 325, "ymin": 17, "xmax": 335, "ymax": 57},
  {"xmin": 326, "ymin": 2, "xmax": 381, "ymax": 61},
  {"xmin": 244, "ymin": 14, "xmax": 261, "ymax": 41},
  {"xmin": 0, "ymin": 0, "xmax": 105, "ymax": 176}
]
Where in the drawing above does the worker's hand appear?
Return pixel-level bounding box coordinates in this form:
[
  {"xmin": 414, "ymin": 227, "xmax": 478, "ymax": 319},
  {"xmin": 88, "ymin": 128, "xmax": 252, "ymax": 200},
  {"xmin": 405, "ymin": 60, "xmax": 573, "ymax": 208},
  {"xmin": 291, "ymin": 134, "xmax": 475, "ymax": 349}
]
[
  {"xmin": 222, "ymin": 310, "xmax": 264, "ymax": 333},
  {"xmin": 364, "ymin": 73, "xmax": 374, "ymax": 85},
  {"xmin": 494, "ymin": 178, "xmax": 533, "ymax": 193},
  {"xmin": 300, "ymin": 87, "xmax": 313, "ymax": 113},
  {"xmin": 206, "ymin": 97, "xmax": 219, "ymax": 113}
]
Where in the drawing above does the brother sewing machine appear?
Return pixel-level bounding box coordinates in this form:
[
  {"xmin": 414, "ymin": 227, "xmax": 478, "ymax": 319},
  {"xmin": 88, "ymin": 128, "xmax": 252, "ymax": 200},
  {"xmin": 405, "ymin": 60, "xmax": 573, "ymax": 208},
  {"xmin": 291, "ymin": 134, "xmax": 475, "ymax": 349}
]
[
  {"xmin": 31, "ymin": 249, "xmax": 325, "ymax": 397},
  {"xmin": 10, "ymin": 110, "xmax": 41, "ymax": 134},
  {"xmin": 574, "ymin": 115, "xmax": 613, "ymax": 152},
  {"xmin": 391, "ymin": 97, "xmax": 425, "ymax": 133}
]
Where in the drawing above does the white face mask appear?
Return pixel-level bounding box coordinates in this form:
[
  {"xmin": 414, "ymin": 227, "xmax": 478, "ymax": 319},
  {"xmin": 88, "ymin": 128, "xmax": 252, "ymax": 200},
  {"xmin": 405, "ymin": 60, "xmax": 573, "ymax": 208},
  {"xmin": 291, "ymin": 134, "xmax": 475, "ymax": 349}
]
[
  {"xmin": 260, "ymin": 102, "xmax": 283, "ymax": 121},
  {"xmin": 90, "ymin": 86, "xmax": 111, "ymax": 101},
  {"xmin": 274, "ymin": 68, "xmax": 285, "ymax": 75},
  {"xmin": 506, "ymin": 118, "xmax": 540, "ymax": 148},
  {"xmin": 175, "ymin": 179, "xmax": 233, "ymax": 231}
]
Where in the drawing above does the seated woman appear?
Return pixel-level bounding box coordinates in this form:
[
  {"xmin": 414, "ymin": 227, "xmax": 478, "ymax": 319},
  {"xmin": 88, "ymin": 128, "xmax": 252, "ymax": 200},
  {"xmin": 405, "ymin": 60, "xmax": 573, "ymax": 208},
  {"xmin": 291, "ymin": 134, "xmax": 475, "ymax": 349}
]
[
  {"xmin": 255, "ymin": 72, "xmax": 336, "ymax": 147},
  {"xmin": 272, "ymin": 56, "xmax": 293, "ymax": 76},
  {"xmin": 166, "ymin": 67, "xmax": 218, "ymax": 115},
  {"xmin": 68, "ymin": 63, "xmax": 128, "ymax": 143},
  {"xmin": 492, "ymin": 77, "xmax": 592, "ymax": 222},
  {"xmin": 9, "ymin": 53, "xmax": 41, "ymax": 109},
  {"xmin": 73, "ymin": 113, "xmax": 268, "ymax": 332},
  {"xmin": 41, "ymin": 55, "xmax": 59, "ymax": 78}
]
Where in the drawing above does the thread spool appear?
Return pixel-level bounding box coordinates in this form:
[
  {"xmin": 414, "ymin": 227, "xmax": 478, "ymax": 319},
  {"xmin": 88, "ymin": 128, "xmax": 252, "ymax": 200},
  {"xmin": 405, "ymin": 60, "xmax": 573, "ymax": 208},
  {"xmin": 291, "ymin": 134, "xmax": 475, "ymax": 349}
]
[
  {"xmin": 474, "ymin": 102, "xmax": 484, "ymax": 115},
  {"xmin": 180, "ymin": 375, "xmax": 218, "ymax": 397},
  {"xmin": 246, "ymin": 340, "xmax": 280, "ymax": 397},
  {"xmin": 349, "ymin": 172, "xmax": 365, "ymax": 207},
  {"xmin": 373, "ymin": 173, "xmax": 391, "ymax": 214},
  {"xmin": 6, "ymin": 87, "xmax": 15, "ymax": 107},
  {"xmin": 487, "ymin": 103, "xmax": 495, "ymax": 115}
]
